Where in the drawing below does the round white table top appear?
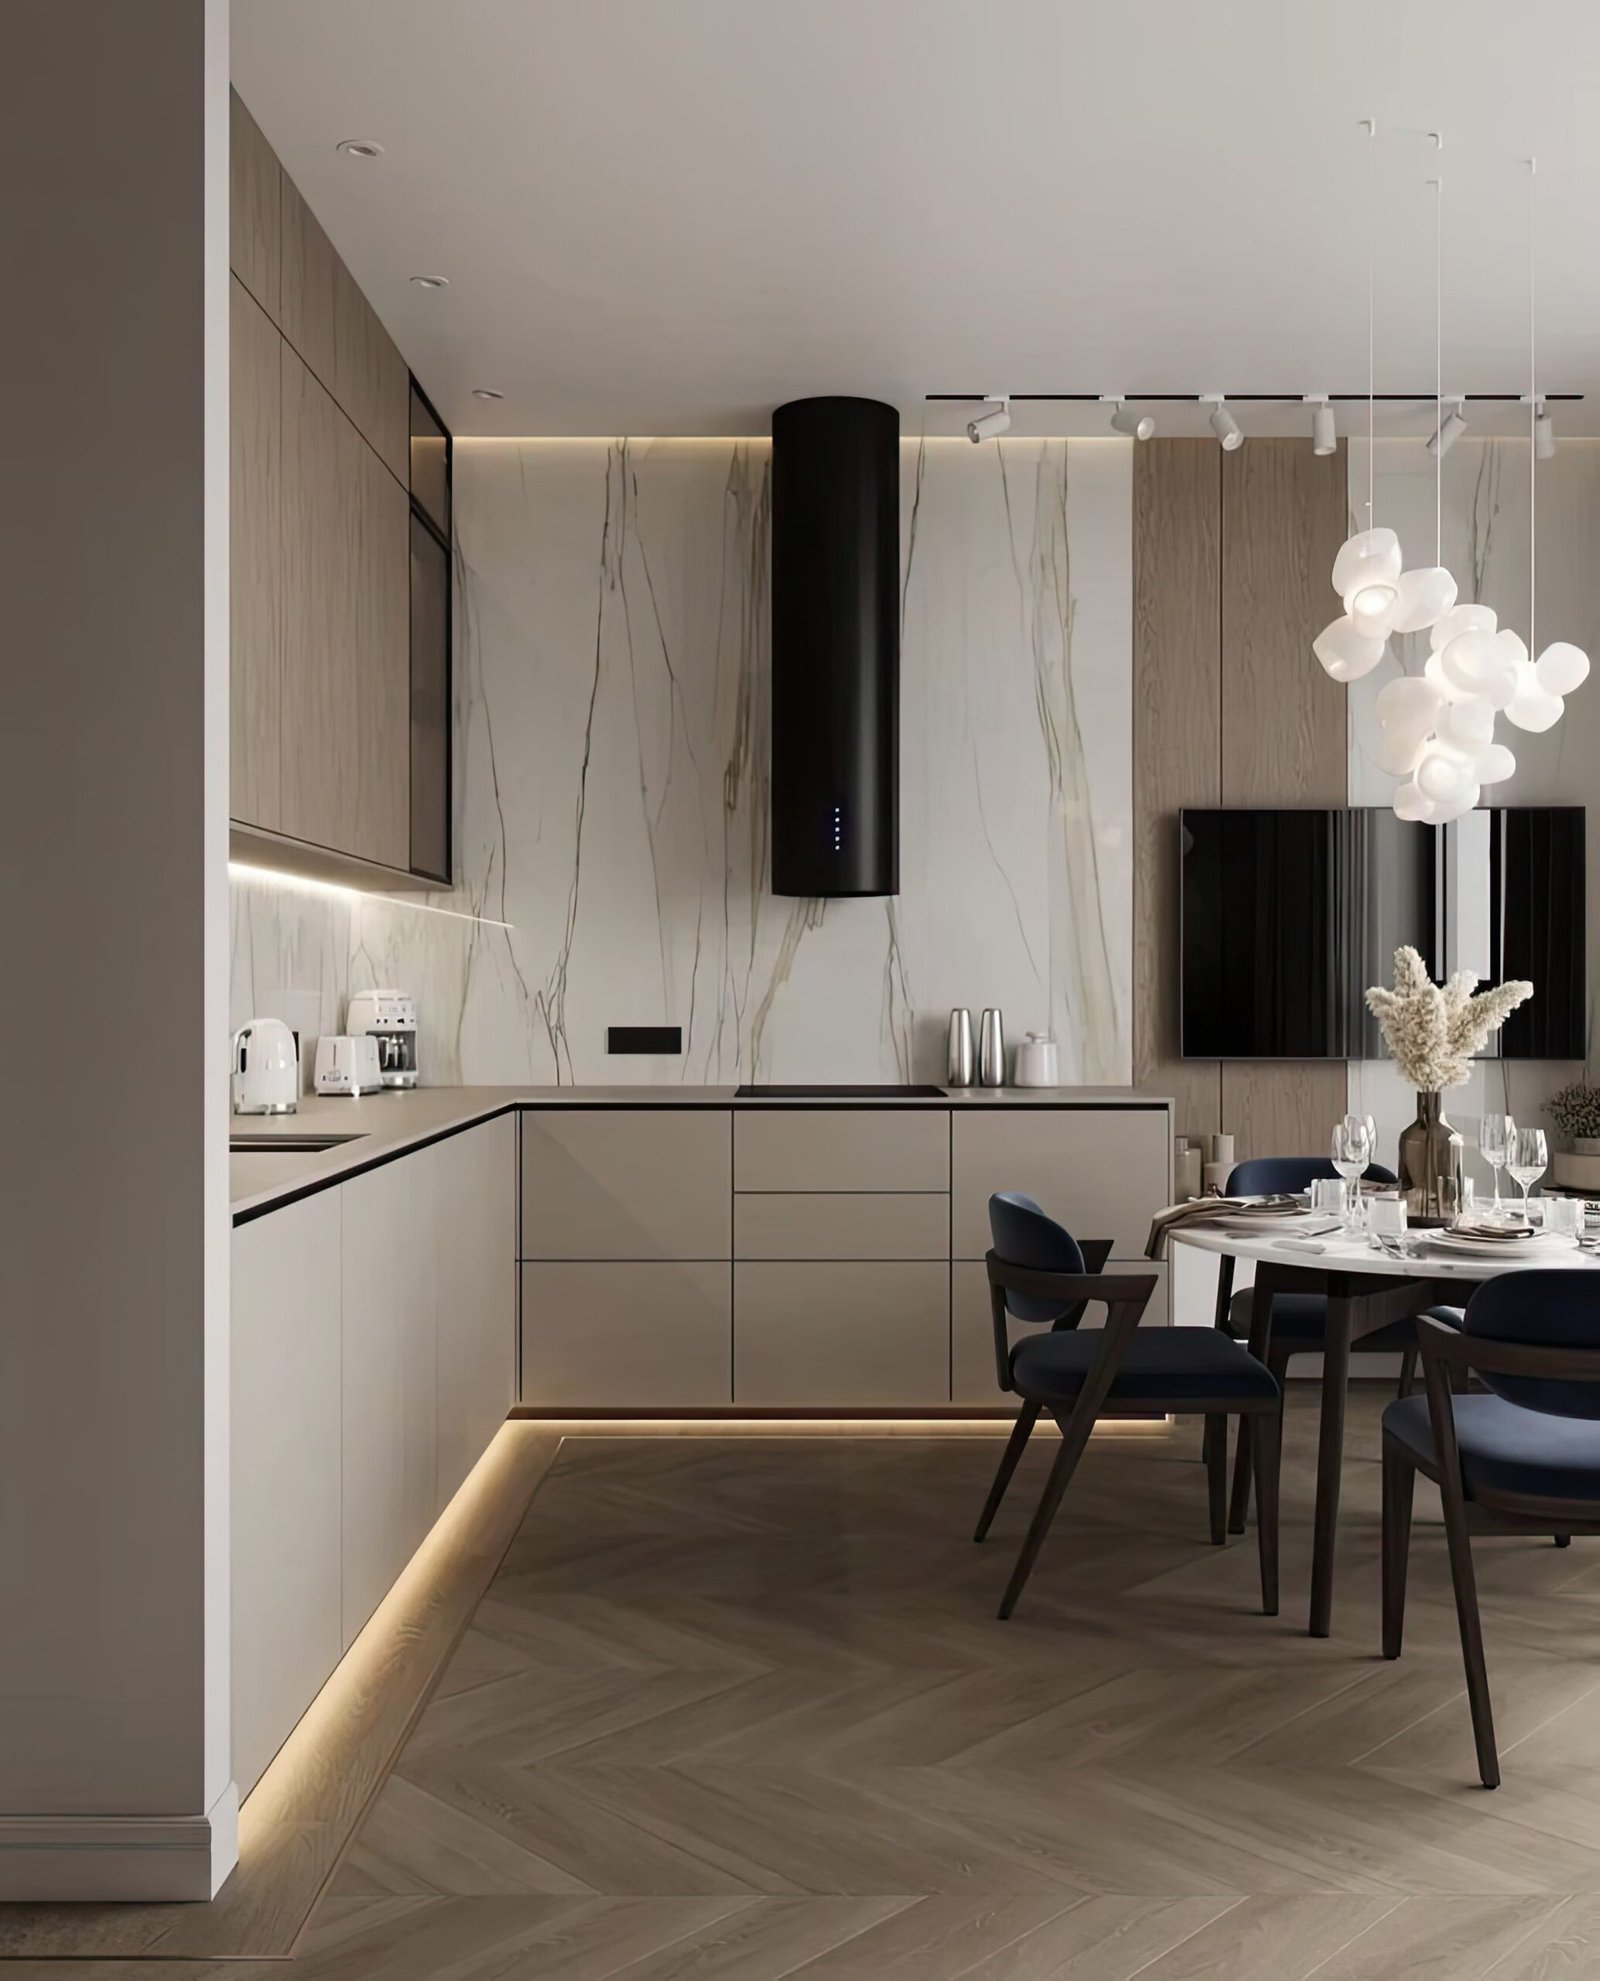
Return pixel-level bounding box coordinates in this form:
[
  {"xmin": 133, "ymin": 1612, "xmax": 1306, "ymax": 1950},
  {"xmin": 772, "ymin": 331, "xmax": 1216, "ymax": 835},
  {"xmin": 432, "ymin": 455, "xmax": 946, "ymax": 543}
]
[{"xmin": 1168, "ymin": 1217, "xmax": 1600, "ymax": 1282}]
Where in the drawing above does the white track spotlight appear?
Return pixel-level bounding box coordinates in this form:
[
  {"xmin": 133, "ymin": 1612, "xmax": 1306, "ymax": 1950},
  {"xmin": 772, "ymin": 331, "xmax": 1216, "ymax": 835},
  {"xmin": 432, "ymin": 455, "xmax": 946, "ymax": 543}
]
[
  {"xmin": 1428, "ymin": 397, "xmax": 1468, "ymax": 458},
  {"xmin": 1202, "ymin": 394, "xmax": 1244, "ymax": 451},
  {"xmin": 1535, "ymin": 400, "xmax": 1556, "ymax": 459},
  {"xmin": 1101, "ymin": 396, "xmax": 1154, "ymax": 440},
  {"xmin": 1306, "ymin": 395, "xmax": 1337, "ymax": 455},
  {"xmin": 966, "ymin": 396, "xmax": 1011, "ymax": 443}
]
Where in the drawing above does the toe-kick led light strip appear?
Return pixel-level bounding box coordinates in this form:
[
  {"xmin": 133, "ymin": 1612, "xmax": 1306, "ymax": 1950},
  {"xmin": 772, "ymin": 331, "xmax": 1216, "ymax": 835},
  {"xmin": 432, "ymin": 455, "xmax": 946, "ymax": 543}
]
[{"xmin": 228, "ymin": 861, "xmax": 514, "ymax": 932}]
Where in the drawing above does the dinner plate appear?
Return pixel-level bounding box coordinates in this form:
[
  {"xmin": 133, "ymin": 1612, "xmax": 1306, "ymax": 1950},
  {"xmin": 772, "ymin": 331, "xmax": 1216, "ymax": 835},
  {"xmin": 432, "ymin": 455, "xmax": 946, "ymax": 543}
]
[{"xmin": 1426, "ymin": 1229, "xmax": 1580, "ymax": 1261}]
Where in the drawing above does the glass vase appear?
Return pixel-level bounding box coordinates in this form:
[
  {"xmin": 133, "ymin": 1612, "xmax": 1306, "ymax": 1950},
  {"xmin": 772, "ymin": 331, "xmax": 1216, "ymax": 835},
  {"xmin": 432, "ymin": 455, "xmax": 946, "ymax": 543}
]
[{"xmin": 1397, "ymin": 1091, "xmax": 1464, "ymax": 1221}]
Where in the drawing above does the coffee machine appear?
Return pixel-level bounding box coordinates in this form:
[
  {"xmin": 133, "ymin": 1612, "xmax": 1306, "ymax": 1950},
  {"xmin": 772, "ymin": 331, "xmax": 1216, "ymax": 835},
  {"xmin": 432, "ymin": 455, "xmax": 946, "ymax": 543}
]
[{"xmin": 345, "ymin": 989, "xmax": 419, "ymax": 1089}]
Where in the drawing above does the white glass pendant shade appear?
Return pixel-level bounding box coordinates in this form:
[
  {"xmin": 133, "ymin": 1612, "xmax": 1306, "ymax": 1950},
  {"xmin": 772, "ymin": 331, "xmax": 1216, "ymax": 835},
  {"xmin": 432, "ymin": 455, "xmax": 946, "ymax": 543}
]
[
  {"xmin": 1429, "ymin": 602, "xmax": 1496, "ymax": 654},
  {"xmin": 1393, "ymin": 780, "xmax": 1439, "ymax": 823},
  {"xmin": 1345, "ymin": 578, "xmax": 1401, "ymax": 640},
  {"xmin": 1504, "ymin": 663, "xmax": 1564, "ymax": 732},
  {"xmin": 1477, "ymin": 741, "xmax": 1517, "ymax": 784},
  {"xmin": 1430, "ymin": 784, "xmax": 1480, "ymax": 823},
  {"xmin": 1374, "ymin": 674, "xmax": 1445, "ymax": 735},
  {"xmin": 1416, "ymin": 742, "xmax": 1477, "ymax": 807},
  {"xmin": 1440, "ymin": 630, "xmax": 1518, "ymax": 708},
  {"xmin": 1390, "ymin": 565, "xmax": 1459, "ymax": 634},
  {"xmin": 1332, "ymin": 527, "xmax": 1402, "ymax": 599},
  {"xmin": 1370, "ymin": 725, "xmax": 1428, "ymax": 777},
  {"xmin": 1536, "ymin": 641, "xmax": 1591, "ymax": 696},
  {"xmin": 1422, "ymin": 652, "xmax": 1469, "ymax": 701},
  {"xmin": 1435, "ymin": 694, "xmax": 1495, "ymax": 753},
  {"xmin": 1313, "ymin": 614, "xmax": 1386, "ymax": 682}
]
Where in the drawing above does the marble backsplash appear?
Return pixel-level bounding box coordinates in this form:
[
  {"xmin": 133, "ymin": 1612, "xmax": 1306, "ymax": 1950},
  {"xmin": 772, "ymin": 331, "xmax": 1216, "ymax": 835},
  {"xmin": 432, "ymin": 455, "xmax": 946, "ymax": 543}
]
[{"xmin": 231, "ymin": 437, "xmax": 1134, "ymax": 1087}]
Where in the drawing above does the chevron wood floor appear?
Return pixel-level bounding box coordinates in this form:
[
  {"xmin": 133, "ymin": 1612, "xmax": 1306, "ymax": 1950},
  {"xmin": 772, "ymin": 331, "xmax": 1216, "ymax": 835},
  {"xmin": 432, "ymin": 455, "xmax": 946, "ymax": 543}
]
[{"xmin": 15, "ymin": 1388, "xmax": 1600, "ymax": 1979}]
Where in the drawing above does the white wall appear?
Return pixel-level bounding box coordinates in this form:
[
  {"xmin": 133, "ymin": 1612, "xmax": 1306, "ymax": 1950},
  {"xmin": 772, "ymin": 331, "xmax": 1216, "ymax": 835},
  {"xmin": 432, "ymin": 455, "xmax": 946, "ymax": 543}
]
[
  {"xmin": 0, "ymin": 0, "xmax": 234, "ymax": 1899},
  {"xmin": 1346, "ymin": 439, "xmax": 1599, "ymax": 1181},
  {"xmin": 234, "ymin": 437, "xmax": 1135, "ymax": 1087}
]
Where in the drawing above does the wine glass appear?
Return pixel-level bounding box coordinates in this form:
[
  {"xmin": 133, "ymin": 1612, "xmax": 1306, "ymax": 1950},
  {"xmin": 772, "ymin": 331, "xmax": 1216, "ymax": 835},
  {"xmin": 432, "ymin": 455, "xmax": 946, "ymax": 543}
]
[
  {"xmin": 1508, "ymin": 1127, "xmax": 1548, "ymax": 1221},
  {"xmin": 1480, "ymin": 1112, "xmax": 1515, "ymax": 1218},
  {"xmin": 1331, "ymin": 1116, "xmax": 1373, "ymax": 1228}
]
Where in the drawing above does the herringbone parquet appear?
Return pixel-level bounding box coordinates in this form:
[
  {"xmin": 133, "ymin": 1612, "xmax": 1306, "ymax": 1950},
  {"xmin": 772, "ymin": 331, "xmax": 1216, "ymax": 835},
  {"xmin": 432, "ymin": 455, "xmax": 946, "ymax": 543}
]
[{"xmin": 16, "ymin": 1390, "xmax": 1600, "ymax": 1979}]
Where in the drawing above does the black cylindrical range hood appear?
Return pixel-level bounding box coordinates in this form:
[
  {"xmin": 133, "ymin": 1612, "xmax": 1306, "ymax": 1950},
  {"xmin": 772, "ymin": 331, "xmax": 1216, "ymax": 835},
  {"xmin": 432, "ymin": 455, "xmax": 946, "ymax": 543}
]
[{"xmin": 770, "ymin": 396, "xmax": 899, "ymax": 896}]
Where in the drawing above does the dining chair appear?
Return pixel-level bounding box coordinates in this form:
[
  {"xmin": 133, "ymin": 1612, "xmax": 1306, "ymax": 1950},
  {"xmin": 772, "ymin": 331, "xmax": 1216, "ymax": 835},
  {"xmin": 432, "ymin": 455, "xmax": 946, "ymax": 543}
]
[
  {"xmin": 974, "ymin": 1191, "xmax": 1283, "ymax": 1619},
  {"xmin": 1218, "ymin": 1155, "xmax": 1455, "ymax": 1533},
  {"xmin": 1381, "ymin": 1272, "xmax": 1600, "ymax": 1788}
]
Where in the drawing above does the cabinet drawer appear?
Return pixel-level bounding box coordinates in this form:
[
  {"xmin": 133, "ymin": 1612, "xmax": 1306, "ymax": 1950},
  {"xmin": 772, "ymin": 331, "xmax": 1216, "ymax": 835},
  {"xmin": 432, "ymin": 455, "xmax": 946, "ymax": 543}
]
[
  {"xmin": 952, "ymin": 1108, "xmax": 1170, "ymax": 1259},
  {"xmin": 951, "ymin": 1259, "xmax": 1170, "ymax": 1407},
  {"xmin": 522, "ymin": 1110, "xmax": 731, "ymax": 1259},
  {"xmin": 735, "ymin": 1109, "xmax": 949, "ymax": 1194},
  {"xmin": 520, "ymin": 1262, "xmax": 731, "ymax": 1408},
  {"xmin": 733, "ymin": 1262, "xmax": 950, "ymax": 1407},
  {"xmin": 735, "ymin": 1191, "xmax": 948, "ymax": 1260}
]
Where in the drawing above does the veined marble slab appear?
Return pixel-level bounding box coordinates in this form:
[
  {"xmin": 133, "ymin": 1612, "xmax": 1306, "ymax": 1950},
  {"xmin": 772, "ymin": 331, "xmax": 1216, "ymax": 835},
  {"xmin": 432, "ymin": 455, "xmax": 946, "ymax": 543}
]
[{"xmin": 233, "ymin": 437, "xmax": 1134, "ymax": 1088}]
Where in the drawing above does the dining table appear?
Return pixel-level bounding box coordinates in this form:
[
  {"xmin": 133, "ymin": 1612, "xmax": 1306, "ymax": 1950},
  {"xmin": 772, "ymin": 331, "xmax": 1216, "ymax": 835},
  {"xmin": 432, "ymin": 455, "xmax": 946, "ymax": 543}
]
[{"xmin": 1169, "ymin": 1217, "xmax": 1600, "ymax": 1637}]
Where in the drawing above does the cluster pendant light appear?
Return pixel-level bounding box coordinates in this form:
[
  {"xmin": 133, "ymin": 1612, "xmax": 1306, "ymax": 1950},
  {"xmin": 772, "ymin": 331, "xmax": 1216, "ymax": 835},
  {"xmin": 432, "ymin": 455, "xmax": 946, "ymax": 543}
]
[{"xmin": 1315, "ymin": 129, "xmax": 1588, "ymax": 824}]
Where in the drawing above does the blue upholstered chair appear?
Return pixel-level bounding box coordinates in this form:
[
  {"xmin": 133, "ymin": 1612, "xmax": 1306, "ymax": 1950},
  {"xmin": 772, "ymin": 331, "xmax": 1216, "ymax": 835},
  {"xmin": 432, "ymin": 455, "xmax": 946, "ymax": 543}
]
[
  {"xmin": 975, "ymin": 1191, "xmax": 1283, "ymax": 1619},
  {"xmin": 1217, "ymin": 1156, "xmax": 1463, "ymax": 1534},
  {"xmin": 1382, "ymin": 1271, "xmax": 1600, "ymax": 1787}
]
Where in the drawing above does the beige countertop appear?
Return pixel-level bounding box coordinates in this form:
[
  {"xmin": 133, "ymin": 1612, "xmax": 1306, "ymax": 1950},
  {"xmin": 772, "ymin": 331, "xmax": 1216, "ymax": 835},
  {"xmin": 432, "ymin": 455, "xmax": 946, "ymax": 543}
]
[{"xmin": 230, "ymin": 1084, "xmax": 1173, "ymax": 1220}]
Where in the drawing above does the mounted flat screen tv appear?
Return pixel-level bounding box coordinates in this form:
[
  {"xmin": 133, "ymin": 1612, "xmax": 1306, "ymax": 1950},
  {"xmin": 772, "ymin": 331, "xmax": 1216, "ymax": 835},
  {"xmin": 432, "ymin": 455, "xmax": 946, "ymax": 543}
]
[{"xmin": 1180, "ymin": 807, "xmax": 1585, "ymax": 1062}]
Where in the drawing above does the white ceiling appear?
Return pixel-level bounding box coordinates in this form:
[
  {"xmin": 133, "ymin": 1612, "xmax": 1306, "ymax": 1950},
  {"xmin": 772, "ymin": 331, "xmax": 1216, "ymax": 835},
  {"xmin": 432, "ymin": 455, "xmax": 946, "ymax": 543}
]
[{"xmin": 233, "ymin": 0, "xmax": 1600, "ymax": 440}]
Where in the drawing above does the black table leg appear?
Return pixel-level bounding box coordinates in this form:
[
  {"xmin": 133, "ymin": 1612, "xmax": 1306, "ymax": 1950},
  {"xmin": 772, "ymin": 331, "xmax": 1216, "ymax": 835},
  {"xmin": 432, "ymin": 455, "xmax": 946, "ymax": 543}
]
[{"xmin": 1309, "ymin": 1288, "xmax": 1356, "ymax": 1637}]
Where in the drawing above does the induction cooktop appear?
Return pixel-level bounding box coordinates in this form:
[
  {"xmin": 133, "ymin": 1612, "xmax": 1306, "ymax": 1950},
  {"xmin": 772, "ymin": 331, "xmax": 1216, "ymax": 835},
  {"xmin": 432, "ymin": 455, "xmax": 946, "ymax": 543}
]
[{"xmin": 734, "ymin": 1084, "xmax": 947, "ymax": 1098}]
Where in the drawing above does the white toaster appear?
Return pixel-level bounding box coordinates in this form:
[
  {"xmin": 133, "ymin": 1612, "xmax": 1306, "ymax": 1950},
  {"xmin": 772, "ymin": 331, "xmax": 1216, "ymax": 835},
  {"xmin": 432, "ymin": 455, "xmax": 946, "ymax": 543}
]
[{"xmin": 314, "ymin": 1033, "xmax": 383, "ymax": 1097}]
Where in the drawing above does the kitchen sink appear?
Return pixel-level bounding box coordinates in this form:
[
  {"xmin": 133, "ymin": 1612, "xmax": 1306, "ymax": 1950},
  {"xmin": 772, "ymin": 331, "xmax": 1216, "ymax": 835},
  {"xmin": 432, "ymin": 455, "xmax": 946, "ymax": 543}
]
[{"xmin": 229, "ymin": 1132, "xmax": 368, "ymax": 1154}]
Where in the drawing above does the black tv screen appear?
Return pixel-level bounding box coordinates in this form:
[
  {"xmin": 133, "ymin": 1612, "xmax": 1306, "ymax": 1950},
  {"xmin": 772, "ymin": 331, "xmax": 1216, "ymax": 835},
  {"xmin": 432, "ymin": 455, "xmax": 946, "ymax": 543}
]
[{"xmin": 1180, "ymin": 807, "xmax": 1584, "ymax": 1062}]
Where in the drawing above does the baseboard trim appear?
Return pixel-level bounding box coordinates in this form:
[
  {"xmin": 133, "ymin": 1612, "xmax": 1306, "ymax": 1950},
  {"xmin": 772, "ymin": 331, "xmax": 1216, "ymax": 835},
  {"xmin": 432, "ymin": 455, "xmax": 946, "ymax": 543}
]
[{"xmin": 0, "ymin": 1781, "xmax": 238, "ymax": 1901}]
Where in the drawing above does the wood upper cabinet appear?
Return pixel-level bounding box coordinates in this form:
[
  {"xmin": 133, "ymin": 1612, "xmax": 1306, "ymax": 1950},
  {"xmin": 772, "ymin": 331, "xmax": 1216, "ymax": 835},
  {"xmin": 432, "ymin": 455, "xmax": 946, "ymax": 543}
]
[
  {"xmin": 278, "ymin": 173, "xmax": 339, "ymax": 402},
  {"xmin": 280, "ymin": 346, "xmax": 409, "ymax": 868},
  {"xmin": 229, "ymin": 90, "xmax": 281, "ymax": 321},
  {"xmin": 230, "ymin": 276, "xmax": 281, "ymax": 831}
]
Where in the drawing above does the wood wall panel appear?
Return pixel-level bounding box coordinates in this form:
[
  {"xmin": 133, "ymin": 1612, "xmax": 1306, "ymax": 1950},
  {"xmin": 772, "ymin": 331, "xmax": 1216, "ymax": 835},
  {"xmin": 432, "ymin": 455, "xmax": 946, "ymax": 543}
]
[
  {"xmin": 279, "ymin": 174, "xmax": 339, "ymax": 398},
  {"xmin": 1133, "ymin": 441, "xmax": 1223, "ymax": 1142},
  {"xmin": 1134, "ymin": 438, "xmax": 1350, "ymax": 1163},
  {"xmin": 1219, "ymin": 440, "xmax": 1349, "ymax": 1152},
  {"xmin": 228, "ymin": 90, "xmax": 281, "ymax": 322}
]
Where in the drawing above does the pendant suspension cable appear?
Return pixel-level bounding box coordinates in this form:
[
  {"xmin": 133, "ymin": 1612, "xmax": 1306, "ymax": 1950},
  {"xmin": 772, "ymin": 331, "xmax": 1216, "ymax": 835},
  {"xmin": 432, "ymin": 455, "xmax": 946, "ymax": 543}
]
[
  {"xmin": 1362, "ymin": 118, "xmax": 1377, "ymax": 525},
  {"xmin": 1430, "ymin": 140, "xmax": 1442, "ymax": 565},
  {"xmin": 1528, "ymin": 156, "xmax": 1537, "ymax": 658}
]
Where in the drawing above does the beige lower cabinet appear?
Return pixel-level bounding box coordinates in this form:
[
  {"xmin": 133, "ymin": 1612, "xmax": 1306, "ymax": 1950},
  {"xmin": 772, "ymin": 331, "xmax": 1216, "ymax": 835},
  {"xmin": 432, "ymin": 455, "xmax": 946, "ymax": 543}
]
[
  {"xmin": 231, "ymin": 1192, "xmax": 342, "ymax": 1797},
  {"xmin": 522, "ymin": 1109, "xmax": 731, "ymax": 1260},
  {"xmin": 951, "ymin": 1107, "xmax": 1171, "ymax": 1260},
  {"xmin": 521, "ymin": 1261, "xmax": 732, "ymax": 1407},
  {"xmin": 951, "ymin": 1258, "xmax": 1172, "ymax": 1409},
  {"xmin": 734, "ymin": 1191, "xmax": 948, "ymax": 1261},
  {"xmin": 734, "ymin": 1107, "xmax": 949, "ymax": 1193},
  {"xmin": 340, "ymin": 1152, "xmax": 439, "ymax": 1646},
  {"xmin": 434, "ymin": 1118, "xmax": 516, "ymax": 1510},
  {"xmin": 734, "ymin": 1261, "xmax": 950, "ymax": 1407}
]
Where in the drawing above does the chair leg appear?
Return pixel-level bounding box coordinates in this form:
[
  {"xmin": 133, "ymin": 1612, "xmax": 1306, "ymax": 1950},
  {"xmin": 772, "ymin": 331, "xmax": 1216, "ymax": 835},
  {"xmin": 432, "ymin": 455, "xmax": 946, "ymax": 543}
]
[
  {"xmin": 973, "ymin": 1402, "xmax": 1040, "ymax": 1542},
  {"xmin": 1381, "ymin": 1435, "xmax": 1415, "ymax": 1660},
  {"xmin": 1555, "ymin": 1533, "xmax": 1572, "ymax": 1548},
  {"xmin": 1205, "ymin": 1414, "xmax": 1227, "ymax": 1545},
  {"xmin": 1227, "ymin": 1417, "xmax": 1253, "ymax": 1535},
  {"xmin": 1252, "ymin": 1406, "xmax": 1281, "ymax": 1617},
  {"xmin": 997, "ymin": 1409, "xmax": 1096, "ymax": 1620},
  {"xmin": 1438, "ymin": 1476, "xmax": 1501, "ymax": 1788},
  {"xmin": 1397, "ymin": 1347, "xmax": 1418, "ymax": 1399}
]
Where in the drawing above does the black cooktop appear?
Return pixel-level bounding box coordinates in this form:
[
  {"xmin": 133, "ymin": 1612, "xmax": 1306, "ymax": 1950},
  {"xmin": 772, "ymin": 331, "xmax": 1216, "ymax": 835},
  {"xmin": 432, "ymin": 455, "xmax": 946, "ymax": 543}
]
[{"xmin": 734, "ymin": 1084, "xmax": 947, "ymax": 1098}]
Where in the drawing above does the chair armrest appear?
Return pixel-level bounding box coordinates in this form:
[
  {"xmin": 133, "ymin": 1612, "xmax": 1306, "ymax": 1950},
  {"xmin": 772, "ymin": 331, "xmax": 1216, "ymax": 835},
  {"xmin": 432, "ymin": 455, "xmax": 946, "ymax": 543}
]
[
  {"xmin": 984, "ymin": 1252, "xmax": 1157, "ymax": 1394},
  {"xmin": 1080, "ymin": 1238, "xmax": 1115, "ymax": 1274}
]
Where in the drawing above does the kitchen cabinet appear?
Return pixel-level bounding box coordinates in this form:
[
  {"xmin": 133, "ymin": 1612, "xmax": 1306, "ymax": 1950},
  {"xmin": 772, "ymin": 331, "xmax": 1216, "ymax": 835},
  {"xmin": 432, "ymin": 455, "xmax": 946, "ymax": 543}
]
[
  {"xmin": 340, "ymin": 1152, "xmax": 439, "ymax": 1646},
  {"xmin": 279, "ymin": 346, "xmax": 409, "ymax": 870},
  {"xmin": 521, "ymin": 1109, "xmax": 731, "ymax": 1260},
  {"xmin": 734, "ymin": 1108, "xmax": 949, "ymax": 1193},
  {"xmin": 734, "ymin": 1191, "xmax": 948, "ymax": 1260},
  {"xmin": 229, "ymin": 276, "xmax": 281, "ymax": 832},
  {"xmin": 434, "ymin": 1118, "xmax": 516, "ymax": 1510},
  {"xmin": 734, "ymin": 1262, "xmax": 949, "ymax": 1407},
  {"xmin": 229, "ymin": 90, "xmax": 280, "ymax": 322},
  {"xmin": 951, "ymin": 1108, "xmax": 1170, "ymax": 1261},
  {"xmin": 231, "ymin": 1192, "xmax": 342, "ymax": 1796},
  {"xmin": 521, "ymin": 1261, "xmax": 732, "ymax": 1407},
  {"xmin": 409, "ymin": 513, "xmax": 450, "ymax": 882}
]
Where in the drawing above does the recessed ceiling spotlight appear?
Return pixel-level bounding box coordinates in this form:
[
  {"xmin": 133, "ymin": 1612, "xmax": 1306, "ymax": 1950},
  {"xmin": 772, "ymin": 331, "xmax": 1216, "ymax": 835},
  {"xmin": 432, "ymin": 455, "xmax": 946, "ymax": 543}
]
[
  {"xmin": 335, "ymin": 137, "xmax": 385, "ymax": 160},
  {"xmin": 1202, "ymin": 394, "xmax": 1244, "ymax": 451},
  {"xmin": 1428, "ymin": 396, "xmax": 1467, "ymax": 458},
  {"xmin": 471, "ymin": 387, "xmax": 505, "ymax": 401},
  {"xmin": 1306, "ymin": 394, "xmax": 1337, "ymax": 455},
  {"xmin": 1535, "ymin": 400, "xmax": 1556, "ymax": 459},
  {"xmin": 966, "ymin": 395, "xmax": 1011, "ymax": 443},
  {"xmin": 1101, "ymin": 396, "xmax": 1155, "ymax": 440},
  {"xmin": 410, "ymin": 274, "xmax": 449, "ymax": 290}
]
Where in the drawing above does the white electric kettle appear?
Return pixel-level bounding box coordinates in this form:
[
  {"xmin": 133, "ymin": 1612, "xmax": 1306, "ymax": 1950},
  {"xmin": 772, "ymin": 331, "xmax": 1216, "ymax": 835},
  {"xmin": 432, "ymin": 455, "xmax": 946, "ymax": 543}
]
[{"xmin": 231, "ymin": 1017, "xmax": 300, "ymax": 1115}]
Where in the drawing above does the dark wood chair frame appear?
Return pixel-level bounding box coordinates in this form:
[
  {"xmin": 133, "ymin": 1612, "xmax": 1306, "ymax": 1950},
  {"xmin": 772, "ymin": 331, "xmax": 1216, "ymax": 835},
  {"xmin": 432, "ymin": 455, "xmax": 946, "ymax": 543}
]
[
  {"xmin": 974, "ymin": 1244, "xmax": 1284, "ymax": 1620},
  {"xmin": 1382, "ymin": 1314, "xmax": 1600, "ymax": 1789}
]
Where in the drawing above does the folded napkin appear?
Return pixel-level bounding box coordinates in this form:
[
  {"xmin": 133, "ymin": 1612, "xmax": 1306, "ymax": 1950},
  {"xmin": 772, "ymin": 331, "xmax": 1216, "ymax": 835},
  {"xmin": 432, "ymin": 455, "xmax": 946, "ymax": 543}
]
[
  {"xmin": 1449, "ymin": 1220, "xmax": 1537, "ymax": 1243},
  {"xmin": 1145, "ymin": 1195, "xmax": 1299, "ymax": 1260}
]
